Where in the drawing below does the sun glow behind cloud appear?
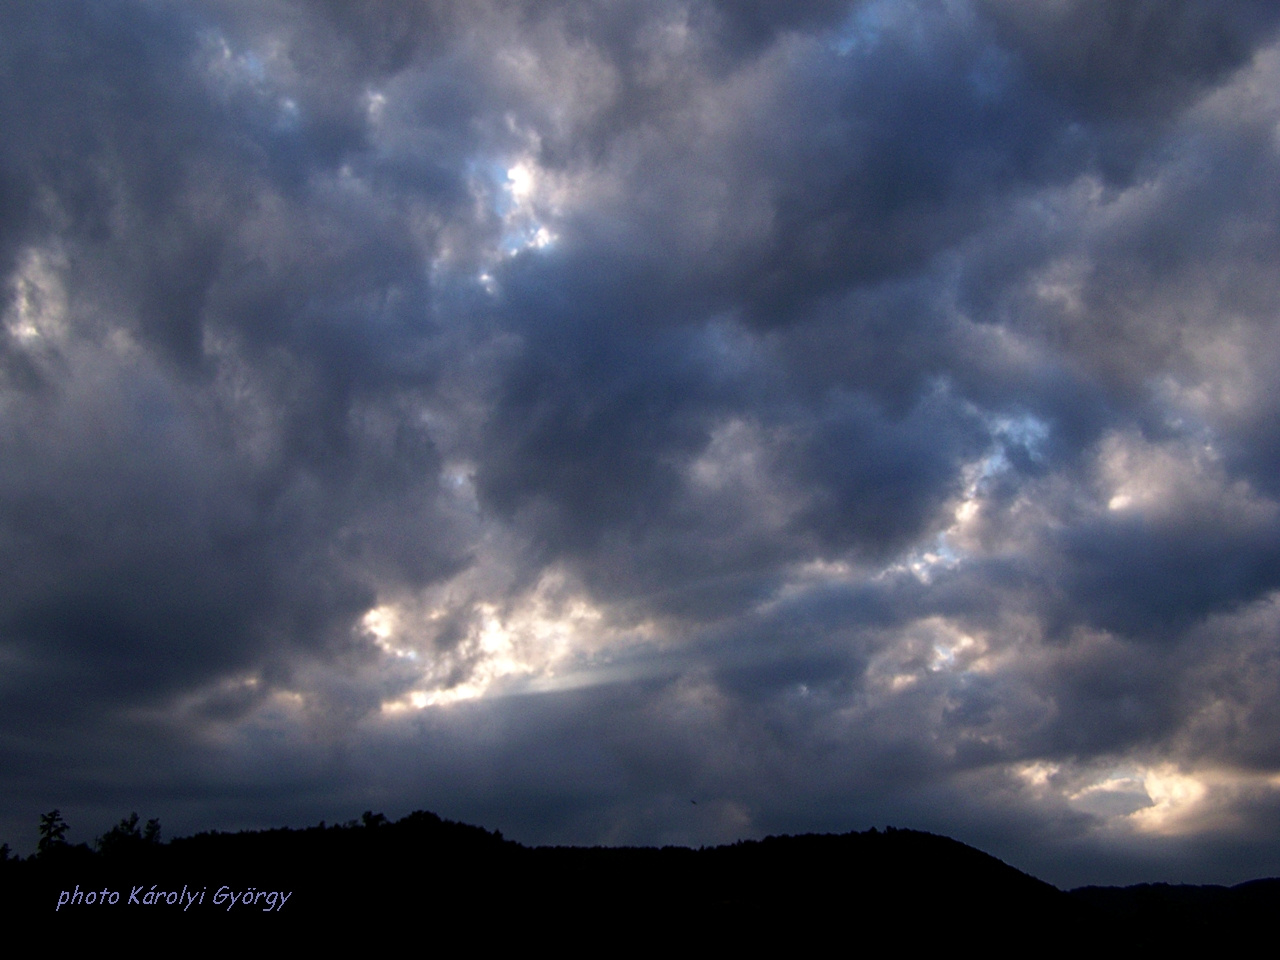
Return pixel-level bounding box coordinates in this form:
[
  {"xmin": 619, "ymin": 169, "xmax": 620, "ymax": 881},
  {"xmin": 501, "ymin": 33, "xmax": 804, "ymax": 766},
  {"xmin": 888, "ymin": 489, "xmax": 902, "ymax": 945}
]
[
  {"xmin": 466, "ymin": 155, "xmax": 563, "ymax": 293},
  {"xmin": 370, "ymin": 569, "xmax": 663, "ymax": 713},
  {"xmin": 499, "ymin": 161, "xmax": 558, "ymax": 254},
  {"xmin": 4, "ymin": 247, "xmax": 68, "ymax": 345},
  {"xmin": 1011, "ymin": 758, "xmax": 1280, "ymax": 839}
]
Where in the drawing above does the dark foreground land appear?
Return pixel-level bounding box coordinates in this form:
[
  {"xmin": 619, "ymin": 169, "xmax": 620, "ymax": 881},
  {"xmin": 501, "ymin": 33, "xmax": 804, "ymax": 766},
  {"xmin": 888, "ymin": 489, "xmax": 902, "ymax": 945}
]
[{"xmin": 6, "ymin": 810, "xmax": 1275, "ymax": 945}]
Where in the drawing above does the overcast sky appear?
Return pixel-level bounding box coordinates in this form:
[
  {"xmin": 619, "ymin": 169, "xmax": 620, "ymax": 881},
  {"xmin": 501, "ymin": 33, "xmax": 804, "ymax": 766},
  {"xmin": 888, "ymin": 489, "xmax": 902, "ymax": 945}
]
[{"xmin": 5, "ymin": 0, "xmax": 1280, "ymax": 887}]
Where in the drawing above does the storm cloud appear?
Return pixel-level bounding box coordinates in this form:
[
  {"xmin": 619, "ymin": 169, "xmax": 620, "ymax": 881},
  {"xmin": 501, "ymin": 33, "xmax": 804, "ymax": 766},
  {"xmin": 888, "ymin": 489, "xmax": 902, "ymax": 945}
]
[{"xmin": 4, "ymin": 0, "xmax": 1280, "ymax": 887}]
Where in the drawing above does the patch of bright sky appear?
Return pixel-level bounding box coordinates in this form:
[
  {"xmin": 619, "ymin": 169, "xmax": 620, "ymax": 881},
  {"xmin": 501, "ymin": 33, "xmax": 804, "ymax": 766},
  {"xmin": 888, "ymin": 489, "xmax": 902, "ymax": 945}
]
[
  {"xmin": 862, "ymin": 616, "xmax": 997, "ymax": 695},
  {"xmin": 200, "ymin": 31, "xmax": 268, "ymax": 93},
  {"xmin": 4, "ymin": 247, "xmax": 68, "ymax": 344},
  {"xmin": 1015, "ymin": 760, "xmax": 1060, "ymax": 791},
  {"xmin": 829, "ymin": 0, "xmax": 892, "ymax": 56},
  {"xmin": 1067, "ymin": 767, "xmax": 1156, "ymax": 819},
  {"xmin": 199, "ymin": 31, "xmax": 300, "ymax": 132},
  {"xmin": 873, "ymin": 411, "xmax": 1049, "ymax": 584},
  {"xmin": 881, "ymin": 536, "xmax": 962, "ymax": 585},
  {"xmin": 273, "ymin": 97, "xmax": 300, "ymax": 132},
  {"xmin": 373, "ymin": 569, "xmax": 661, "ymax": 713},
  {"xmin": 1012, "ymin": 758, "xmax": 1280, "ymax": 838},
  {"xmin": 759, "ymin": 410, "xmax": 1051, "ymax": 619},
  {"xmin": 930, "ymin": 630, "xmax": 984, "ymax": 673},
  {"xmin": 365, "ymin": 89, "xmax": 387, "ymax": 126},
  {"xmin": 497, "ymin": 161, "xmax": 558, "ymax": 255},
  {"xmin": 830, "ymin": 0, "xmax": 977, "ymax": 60},
  {"xmin": 439, "ymin": 460, "xmax": 480, "ymax": 514},
  {"xmin": 466, "ymin": 155, "xmax": 559, "ymax": 295},
  {"xmin": 993, "ymin": 412, "xmax": 1049, "ymax": 461}
]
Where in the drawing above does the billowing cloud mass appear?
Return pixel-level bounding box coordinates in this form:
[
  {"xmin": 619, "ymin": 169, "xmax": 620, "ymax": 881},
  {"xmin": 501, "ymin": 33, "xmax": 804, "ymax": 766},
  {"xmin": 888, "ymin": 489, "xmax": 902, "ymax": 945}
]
[{"xmin": 4, "ymin": 0, "xmax": 1280, "ymax": 886}]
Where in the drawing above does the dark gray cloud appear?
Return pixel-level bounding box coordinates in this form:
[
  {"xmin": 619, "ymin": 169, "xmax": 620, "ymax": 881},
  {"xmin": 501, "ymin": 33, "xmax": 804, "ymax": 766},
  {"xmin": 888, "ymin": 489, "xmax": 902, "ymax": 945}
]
[
  {"xmin": 976, "ymin": 0, "xmax": 1280, "ymax": 120},
  {"xmin": 3, "ymin": 0, "xmax": 1280, "ymax": 888}
]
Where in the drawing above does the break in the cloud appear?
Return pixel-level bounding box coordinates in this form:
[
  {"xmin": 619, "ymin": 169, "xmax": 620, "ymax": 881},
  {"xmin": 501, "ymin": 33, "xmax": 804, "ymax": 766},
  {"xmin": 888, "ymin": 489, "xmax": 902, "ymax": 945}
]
[{"xmin": 3, "ymin": 0, "xmax": 1280, "ymax": 887}]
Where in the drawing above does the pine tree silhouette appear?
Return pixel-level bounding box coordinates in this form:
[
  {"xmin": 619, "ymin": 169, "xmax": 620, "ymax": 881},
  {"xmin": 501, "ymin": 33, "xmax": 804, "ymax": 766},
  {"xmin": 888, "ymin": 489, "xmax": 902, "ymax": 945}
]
[{"xmin": 37, "ymin": 809, "xmax": 69, "ymax": 857}]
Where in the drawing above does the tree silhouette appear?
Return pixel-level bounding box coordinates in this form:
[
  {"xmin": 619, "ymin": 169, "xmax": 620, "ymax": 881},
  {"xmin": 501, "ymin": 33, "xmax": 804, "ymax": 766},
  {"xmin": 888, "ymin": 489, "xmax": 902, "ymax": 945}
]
[
  {"xmin": 96, "ymin": 812, "xmax": 163, "ymax": 860},
  {"xmin": 96, "ymin": 812, "xmax": 139, "ymax": 857},
  {"xmin": 37, "ymin": 809, "xmax": 69, "ymax": 856}
]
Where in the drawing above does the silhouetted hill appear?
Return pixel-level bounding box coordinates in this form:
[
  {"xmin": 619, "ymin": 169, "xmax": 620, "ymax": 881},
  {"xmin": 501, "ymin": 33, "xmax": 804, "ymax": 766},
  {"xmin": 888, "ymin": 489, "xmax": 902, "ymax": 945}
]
[
  {"xmin": 5, "ymin": 810, "xmax": 1274, "ymax": 944},
  {"xmin": 1069, "ymin": 877, "xmax": 1280, "ymax": 940}
]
